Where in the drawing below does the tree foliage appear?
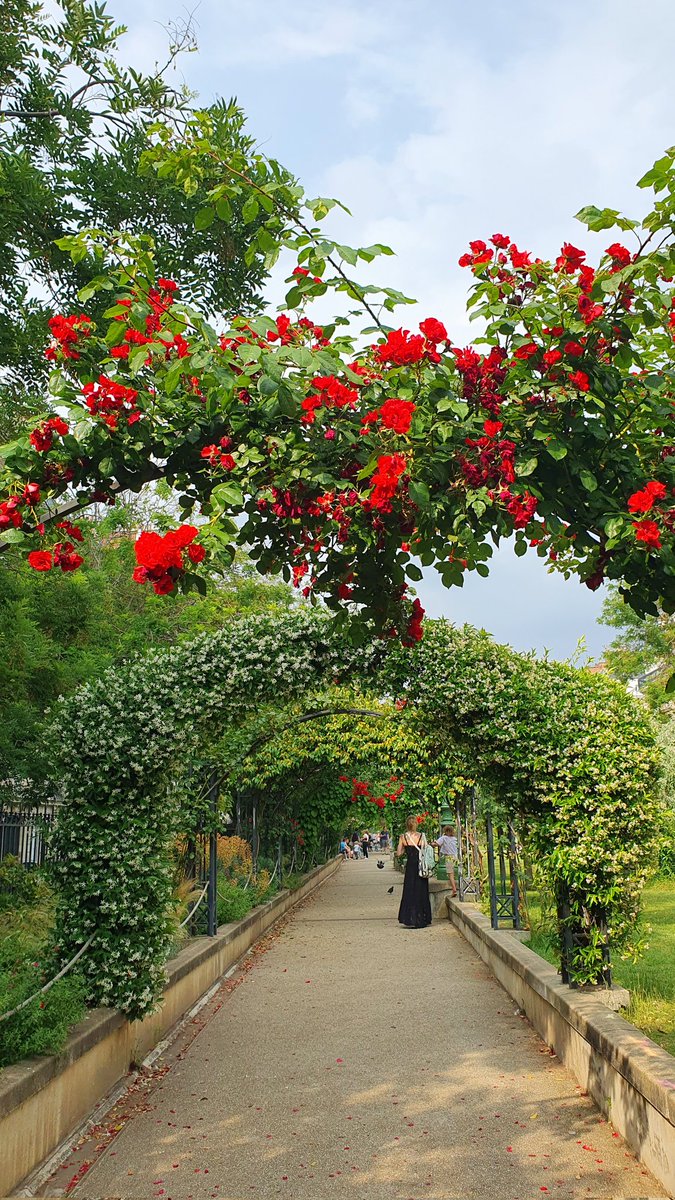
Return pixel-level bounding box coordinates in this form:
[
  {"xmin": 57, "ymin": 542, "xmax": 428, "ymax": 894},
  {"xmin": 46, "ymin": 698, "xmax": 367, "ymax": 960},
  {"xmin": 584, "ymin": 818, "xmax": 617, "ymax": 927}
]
[
  {"xmin": 0, "ymin": 500, "xmax": 294, "ymax": 783},
  {"xmin": 0, "ymin": 1, "xmax": 285, "ymax": 437}
]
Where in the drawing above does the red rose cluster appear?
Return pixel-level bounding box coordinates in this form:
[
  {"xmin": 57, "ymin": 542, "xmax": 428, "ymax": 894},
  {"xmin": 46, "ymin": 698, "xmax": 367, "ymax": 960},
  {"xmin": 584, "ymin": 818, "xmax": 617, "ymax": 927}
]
[
  {"xmin": 29, "ymin": 416, "xmax": 69, "ymax": 452},
  {"xmin": 0, "ymin": 482, "xmax": 46, "ymax": 533},
  {"xmin": 361, "ymin": 398, "xmax": 416, "ymax": 436},
  {"xmin": 82, "ymin": 375, "xmax": 140, "ymax": 431},
  {"xmin": 201, "ymin": 437, "xmax": 235, "ymax": 471},
  {"xmin": 340, "ymin": 776, "xmax": 405, "ymax": 809},
  {"xmin": 366, "ymin": 453, "xmax": 408, "ymax": 512},
  {"xmin": 628, "ymin": 480, "xmax": 669, "ymax": 551},
  {"xmin": 133, "ymin": 524, "xmax": 206, "ymax": 594},
  {"xmin": 375, "ymin": 318, "xmax": 448, "ymax": 368},
  {"xmin": 402, "ymin": 597, "xmax": 425, "ymax": 645},
  {"xmin": 44, "ymin": 314, "xmax": 92, "ymax": 362},
  {"xmin": 300, "ymin": 374, "xmax": 360, "ymax": 425},
  {"xmin": 28, "ymin": 539, "xmax": 84, "ymax": 574},
  {"xmin": 108, "ymin": 278, "xmax": 179, "ymax": 361}
]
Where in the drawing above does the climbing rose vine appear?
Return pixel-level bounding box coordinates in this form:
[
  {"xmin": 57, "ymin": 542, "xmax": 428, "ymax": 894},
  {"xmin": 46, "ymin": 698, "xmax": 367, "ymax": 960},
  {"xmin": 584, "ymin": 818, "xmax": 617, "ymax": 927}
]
[{"xmin": 3, "ymin": 118, "xmax": 675, "ymax": 632}]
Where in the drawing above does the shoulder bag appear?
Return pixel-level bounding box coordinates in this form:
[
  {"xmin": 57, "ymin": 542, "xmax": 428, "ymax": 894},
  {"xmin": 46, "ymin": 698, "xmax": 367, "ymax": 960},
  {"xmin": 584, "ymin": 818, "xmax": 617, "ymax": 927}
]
[{"xmin": 417, "ymin": 833, "xmax": 435, "ymax": 878}]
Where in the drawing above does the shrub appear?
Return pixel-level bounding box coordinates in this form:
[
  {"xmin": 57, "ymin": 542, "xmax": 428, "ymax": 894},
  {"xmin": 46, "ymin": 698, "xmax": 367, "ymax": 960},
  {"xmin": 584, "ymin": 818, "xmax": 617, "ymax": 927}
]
[
  {"xmin": 0, "ymin": 934, "xmax": 86, "ymax": 1067},
  {"xmin": 216, "ymin": 881, "xmax": 253, "ymax": 925}
]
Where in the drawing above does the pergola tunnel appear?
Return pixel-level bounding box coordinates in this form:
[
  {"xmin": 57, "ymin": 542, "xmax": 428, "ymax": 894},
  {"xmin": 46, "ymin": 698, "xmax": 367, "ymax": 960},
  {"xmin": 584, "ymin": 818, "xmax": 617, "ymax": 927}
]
[{"xmin": 44, "ymin": 610, "xmax": 662, "ymax": 1018}]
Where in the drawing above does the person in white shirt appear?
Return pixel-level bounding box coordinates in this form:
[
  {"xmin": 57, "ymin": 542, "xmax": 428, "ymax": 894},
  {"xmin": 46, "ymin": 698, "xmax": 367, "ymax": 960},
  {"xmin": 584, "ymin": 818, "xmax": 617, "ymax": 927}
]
[{"xmin": 434, "ymin": 825, "xmax": 458, "ymax": 897}]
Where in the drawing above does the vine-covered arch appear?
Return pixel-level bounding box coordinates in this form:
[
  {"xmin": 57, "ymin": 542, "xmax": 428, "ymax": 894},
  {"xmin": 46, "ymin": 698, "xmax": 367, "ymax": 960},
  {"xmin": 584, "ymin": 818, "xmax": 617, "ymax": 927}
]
[{"xmin": 50, "ymin": 611, "xmax": 662, "ymax": 1017}]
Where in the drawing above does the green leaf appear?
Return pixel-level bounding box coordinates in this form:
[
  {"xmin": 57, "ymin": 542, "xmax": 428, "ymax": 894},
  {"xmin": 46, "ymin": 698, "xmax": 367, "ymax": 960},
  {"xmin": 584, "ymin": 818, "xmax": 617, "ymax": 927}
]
[
  {"xmin": 604, "ymin": 516, "xmax": 625, "ymax": 539},
  {"xmin": 408, "ymin": 481, "xmax": 430, "ymax": 508},
  {"xmin": 664, "ymin": 670, "xmax": 675, "ymax": 695},
  {"xmin": 574, "ymin": 205, "xmax": 621, "ymax": 232},
  {"xmin": 337, "ymin": 244, "xmax": 358, "ymax": 266},
  {"xmin": 545, "ymin": 440, "xmax": 568, "ymax": 461},
  {"xmin": 579, "ymin": 470, "xmax": 597, "ymax": 492},
  {"xmin": 195, "ymin": 206, "xmax": 215, "ymax": 231},
  {"xmin": 216, "ymin": 197, "xmax": 233, "ymax": 221},
  {"xmin": 213, "ymin": 482, "xmax": 244, "ymax": 508},
  {"xmin": 0, "ymin": 527, "xmax": 25, "ymax": 544},
  {"xmin": 405, "ymin": 564, "xmax": 423, "ymax": 582},
  {"xmin": 242, "ymin": 195, "xmax": 259, "ymax": 223},
  {"xmin": 516, "ymin": 457, "xmax": 538, "ymax": 478}
]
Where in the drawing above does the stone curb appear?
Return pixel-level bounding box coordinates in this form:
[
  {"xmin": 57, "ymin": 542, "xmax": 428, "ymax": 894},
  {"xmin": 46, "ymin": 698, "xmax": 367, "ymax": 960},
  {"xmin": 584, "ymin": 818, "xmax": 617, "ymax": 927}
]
[
  {"xmin": 447, "ymin": 897, "xmax": 675, "ymax": 1196},
  {"xmin": 0, "ymin": 858, "xmax": 341, "ymax": 1194}
]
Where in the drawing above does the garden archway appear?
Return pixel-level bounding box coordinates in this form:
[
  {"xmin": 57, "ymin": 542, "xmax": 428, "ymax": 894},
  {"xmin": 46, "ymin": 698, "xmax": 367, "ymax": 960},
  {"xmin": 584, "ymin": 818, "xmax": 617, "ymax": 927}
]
[{"xmin": 49, "ymin": 611, "xmax": 663, "ymax": 1017}]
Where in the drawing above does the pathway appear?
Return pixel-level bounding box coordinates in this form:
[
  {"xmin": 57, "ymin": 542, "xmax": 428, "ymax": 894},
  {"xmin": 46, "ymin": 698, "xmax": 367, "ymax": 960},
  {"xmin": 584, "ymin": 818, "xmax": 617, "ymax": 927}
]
[{"xmin": 58, "ymin": 858, "xmax": 665, "ymax": 1199}]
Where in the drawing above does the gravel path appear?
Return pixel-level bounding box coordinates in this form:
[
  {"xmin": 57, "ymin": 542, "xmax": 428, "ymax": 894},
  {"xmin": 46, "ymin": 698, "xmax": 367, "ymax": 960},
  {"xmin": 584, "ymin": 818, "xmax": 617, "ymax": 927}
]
[{"xmin": 73, "ymin": 857, "xmax": 666, "ymax": 1199}]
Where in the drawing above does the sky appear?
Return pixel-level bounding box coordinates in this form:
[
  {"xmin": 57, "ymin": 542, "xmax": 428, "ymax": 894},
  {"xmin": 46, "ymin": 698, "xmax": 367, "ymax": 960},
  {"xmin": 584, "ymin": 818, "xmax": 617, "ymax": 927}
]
[{"xmin": 111, "ymin": 0, "xmax": 675, "ymax": 660}]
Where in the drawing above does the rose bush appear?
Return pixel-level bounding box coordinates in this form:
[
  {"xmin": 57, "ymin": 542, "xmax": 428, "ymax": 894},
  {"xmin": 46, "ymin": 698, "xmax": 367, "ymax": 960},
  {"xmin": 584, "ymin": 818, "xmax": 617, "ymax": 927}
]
[{"xmin": 2, "ymin": 121, "xmax": 675, "ymax": 639}]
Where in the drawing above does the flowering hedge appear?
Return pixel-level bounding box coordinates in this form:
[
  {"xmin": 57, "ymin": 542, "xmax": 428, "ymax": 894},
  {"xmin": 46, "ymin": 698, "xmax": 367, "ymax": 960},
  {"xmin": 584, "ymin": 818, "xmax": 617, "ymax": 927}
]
[
  {"xmin": 3, "ymin": 126, "xmax": 675, "ymax": 641},
  {"xmin": 381, "ymin": 623, "xmax": 663, "ymax": 979},
  {"xmin": 48, "ymin": 611, "xmax": 662, "ymax": 1015},
  {"xmin": 48, "ymin": 610, "xmax": 371, "ymax": 1016}
]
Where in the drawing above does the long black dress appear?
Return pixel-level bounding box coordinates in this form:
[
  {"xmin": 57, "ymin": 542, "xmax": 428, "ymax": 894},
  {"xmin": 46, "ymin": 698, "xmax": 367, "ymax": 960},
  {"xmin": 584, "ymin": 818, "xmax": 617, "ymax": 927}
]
[{"xmin": 398, "ymin": 835, "xmax": 432, "ymax": 928}]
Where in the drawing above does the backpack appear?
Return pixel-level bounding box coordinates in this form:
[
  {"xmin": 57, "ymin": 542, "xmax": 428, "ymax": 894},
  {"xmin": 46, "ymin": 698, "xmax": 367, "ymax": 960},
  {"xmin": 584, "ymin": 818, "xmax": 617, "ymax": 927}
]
[{"xmin": 417, "ymin": 834, "xmax": 435, "ymax": 878}]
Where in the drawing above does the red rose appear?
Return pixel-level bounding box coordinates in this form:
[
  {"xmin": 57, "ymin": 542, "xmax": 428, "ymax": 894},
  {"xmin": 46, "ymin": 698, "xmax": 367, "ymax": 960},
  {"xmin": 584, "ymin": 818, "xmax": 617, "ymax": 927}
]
[
  {"xmin": 28, "ymin": 550, "xmax": 53, "ymax": 571},
  {"xmin": 577, "ymin": 295, "xmax": 604, "ymax": 324},
  {"xmin": 554, "ymin": 243, "xmax": 586, "ymax": 274},
  {"xmin": 379, "ymin": 398, "xmax": 416, "ymax": 434},
  {"xmin": 633, "ymin": 519, "xmax": 662, "ymax": 549},
  {"xmin": 514, "ymin": 342, "xmax": 538, "ymax": 360},
  {"xmin": 375, "ymin": 329, "xmax": 426, "ymax": 366},
  {"xmin": 483, "ymin": 419, "xmax": 503, "ymax": 438},
  {"xmin": 569, "ymin": 370, "xmax": 590, "ymax": 392},
  {"xmin": 606, "ymin": 243, "xmax": 631, "ymax": 266},
  {"xmin": 628, "ymin": 480, "xmax": 667, "ymax": 513},
  {"xmin": 419, "ymin": 317, "xmax": 448, "ymax": 343},
  {"xmin": 187, "ymin": 543, "xmax": 206, "ymax": 564}
]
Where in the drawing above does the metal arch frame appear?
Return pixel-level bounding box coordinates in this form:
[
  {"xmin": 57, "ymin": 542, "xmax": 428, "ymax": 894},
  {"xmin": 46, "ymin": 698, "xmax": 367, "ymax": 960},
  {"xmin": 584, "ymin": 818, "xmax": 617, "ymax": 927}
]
[{"xmin": 200, "ymin": 705, "xmax": 390, "ymax": 938}]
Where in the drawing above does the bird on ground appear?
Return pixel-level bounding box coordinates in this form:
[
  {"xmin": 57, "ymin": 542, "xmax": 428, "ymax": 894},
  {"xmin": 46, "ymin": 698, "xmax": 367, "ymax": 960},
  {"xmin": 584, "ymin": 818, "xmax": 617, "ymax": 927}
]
[
  {"xmin": 387, "ymin": 886, "xmax": 394, "ymax": 894},
  {"xmin": 376, "ymin": 860, "xmax": 385, "ymax": 869}
]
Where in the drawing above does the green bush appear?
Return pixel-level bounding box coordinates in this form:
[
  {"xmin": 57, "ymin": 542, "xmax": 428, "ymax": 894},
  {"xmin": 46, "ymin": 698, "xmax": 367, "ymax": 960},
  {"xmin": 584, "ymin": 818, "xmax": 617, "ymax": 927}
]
[
  {"xmin": 281, "ymin": 871, "xmax": 305, "ymax": 892},
  {"xmin": 0, "ymin": 934, "xmax": 86, "ymax": 1067},
  {"xmin": 0, "ymin": 857, "xmax": 50, "ymax": 913},
  {"xmin": 216, "ymin": 881, "xmax": 253, "ymax": 925}
]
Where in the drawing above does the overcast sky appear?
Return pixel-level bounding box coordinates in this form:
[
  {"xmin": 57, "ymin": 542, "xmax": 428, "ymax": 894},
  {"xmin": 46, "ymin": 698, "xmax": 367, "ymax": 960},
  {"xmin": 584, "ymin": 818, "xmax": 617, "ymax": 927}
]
[{"xmin": 113, "ymin": 0, "xmax": 675, "ymax": 660}]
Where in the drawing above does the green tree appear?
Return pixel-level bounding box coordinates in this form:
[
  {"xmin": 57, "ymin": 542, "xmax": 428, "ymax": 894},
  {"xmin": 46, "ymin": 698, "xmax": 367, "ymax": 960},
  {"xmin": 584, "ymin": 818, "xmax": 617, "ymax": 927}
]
[
  {"xmin": 600, "ymin": 583, "xmax": 675, "ymax": 708},
  {"xmin": 0, "ymin": 501, "xmax": 295, "ymax": 783},
  {"xmin": 0, "ymin": 0, "xmax": 287, "ymax": 438}
]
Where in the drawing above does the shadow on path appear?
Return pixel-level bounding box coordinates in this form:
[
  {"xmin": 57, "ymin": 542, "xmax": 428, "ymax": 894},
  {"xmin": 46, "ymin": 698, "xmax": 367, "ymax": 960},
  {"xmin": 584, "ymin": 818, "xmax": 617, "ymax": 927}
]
[{"xmin": 62, "ymin": 859, "xmax": 666, "ymax": 1199}]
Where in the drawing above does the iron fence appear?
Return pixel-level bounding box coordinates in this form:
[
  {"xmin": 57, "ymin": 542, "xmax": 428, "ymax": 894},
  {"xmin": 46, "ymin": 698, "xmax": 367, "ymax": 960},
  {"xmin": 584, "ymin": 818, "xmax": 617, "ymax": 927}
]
[{"xmin": 0, "ymin": 798, "xmax": 60, "ymax": 869}]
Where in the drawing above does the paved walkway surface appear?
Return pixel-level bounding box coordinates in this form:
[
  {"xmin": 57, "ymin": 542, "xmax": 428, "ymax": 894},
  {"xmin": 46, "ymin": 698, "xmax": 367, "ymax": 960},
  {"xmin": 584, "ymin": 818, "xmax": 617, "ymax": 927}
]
[{"xmin": 68, "ymin": 858, "xmax": 665, "ymax": 1199}]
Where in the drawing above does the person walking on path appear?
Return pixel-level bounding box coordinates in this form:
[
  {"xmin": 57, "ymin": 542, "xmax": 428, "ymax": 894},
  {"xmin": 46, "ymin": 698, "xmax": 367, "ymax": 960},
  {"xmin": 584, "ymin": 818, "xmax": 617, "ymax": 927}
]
[
  {"xmin": 396, "ymin": 815, "xmax": 432, "ymax": 928},
  {"xmin": 361, "ymin": 830, "xmax": 370, "ymax": 858}
]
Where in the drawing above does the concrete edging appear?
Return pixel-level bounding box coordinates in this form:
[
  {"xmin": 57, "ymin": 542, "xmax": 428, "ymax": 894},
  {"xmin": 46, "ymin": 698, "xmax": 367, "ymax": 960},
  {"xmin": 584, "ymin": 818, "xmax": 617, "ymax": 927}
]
[
  {"xmin": 447, "ymin": 897, "xmax": 675, "ymax": 1196},
  {"xmin": 0, "ymin": 857, "xmax": 342, "ymax": 1196}
]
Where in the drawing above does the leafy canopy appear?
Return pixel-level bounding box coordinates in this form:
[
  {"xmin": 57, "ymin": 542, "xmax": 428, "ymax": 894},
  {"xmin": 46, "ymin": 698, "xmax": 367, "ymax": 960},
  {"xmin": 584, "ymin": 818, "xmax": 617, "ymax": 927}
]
[
  {"xmin": 3, "ymin": 118, "xmax": 675, "ymax": 639},
  {"xmin": 0, "ymin": 0, "xmax": 286, "ymax": 438}
]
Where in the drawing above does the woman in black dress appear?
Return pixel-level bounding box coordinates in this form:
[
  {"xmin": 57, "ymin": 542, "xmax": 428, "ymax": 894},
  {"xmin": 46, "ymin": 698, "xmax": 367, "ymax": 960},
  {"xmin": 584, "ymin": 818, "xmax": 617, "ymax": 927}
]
[{"xmin": 397, "ymin": 815, "xmax": 432, "ymax": 928}]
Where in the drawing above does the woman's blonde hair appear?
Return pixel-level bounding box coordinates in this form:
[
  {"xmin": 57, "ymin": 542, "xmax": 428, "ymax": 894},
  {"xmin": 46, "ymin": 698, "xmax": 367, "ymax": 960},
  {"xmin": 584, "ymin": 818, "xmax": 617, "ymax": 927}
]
[{"xmin": 405, "ymin": 815, "xmax": 418, "ymax": 832}]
